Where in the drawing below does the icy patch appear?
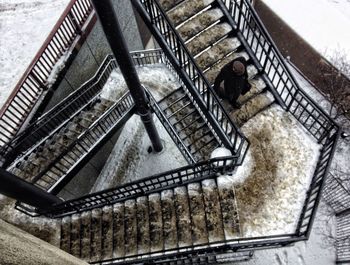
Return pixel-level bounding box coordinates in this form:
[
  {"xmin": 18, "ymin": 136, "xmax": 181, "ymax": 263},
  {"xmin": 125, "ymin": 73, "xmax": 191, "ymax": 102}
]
[
  {"xmin": 101, "ymin": 64, "xmax": 180, "ymax": 102},
  {"xmin": 227, "ymin": 104, "xmax": 321, "ymax": 237}
]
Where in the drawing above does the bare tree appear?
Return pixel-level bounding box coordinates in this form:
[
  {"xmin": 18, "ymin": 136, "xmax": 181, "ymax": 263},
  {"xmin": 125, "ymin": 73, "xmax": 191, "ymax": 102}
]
[{"xmin": 319, "ymin": 51, "xmax": 350, "ymax": 119}]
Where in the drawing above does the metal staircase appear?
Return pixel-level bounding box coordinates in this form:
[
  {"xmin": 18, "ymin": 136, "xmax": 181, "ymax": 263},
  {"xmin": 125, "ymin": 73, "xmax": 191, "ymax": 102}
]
[
  {"xmin": 59, "ymin": 177, "xmax": 240, "ymax": 263},
  {"xmin": 1, "ymin": 0, "xmax": 342, "ymax": 264},
  {"xmin": 1, "ymin": 55, "xmax": 135, "ymax": 194}
]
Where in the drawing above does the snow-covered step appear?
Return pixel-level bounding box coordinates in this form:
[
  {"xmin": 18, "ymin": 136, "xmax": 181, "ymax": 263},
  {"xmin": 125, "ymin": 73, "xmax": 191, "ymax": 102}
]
[
  {"xmin": 230, "ymin": 92, "xmax": 275, "ymax": 127},
  {"xmin": 158, "ymin": 87, "xmax": 220, "ymax": 161},
  {"xmin": 178, "ymin": 8, "xmax": 224, "ymax": 41},
  {"xmin": 8, "ymin": 95, "xmax": 134, "ymax": 193},
  {"xmin": 59, "ymin": 178, "xmax": 240, "ymax": 263},
  {"xmin": 186, "ymin": 23, "xmax": 232, "ymax": 56},
  {"xmin": 158, "ymin": 0, "xmax": 184, "ymax": 12},
  {"xmin": 196, "ymin": 37, "xmax": 242, "ymax": 70},
  {"xmin": 167, "ymin": 0, "xmax": 215, "ymax": 26}
]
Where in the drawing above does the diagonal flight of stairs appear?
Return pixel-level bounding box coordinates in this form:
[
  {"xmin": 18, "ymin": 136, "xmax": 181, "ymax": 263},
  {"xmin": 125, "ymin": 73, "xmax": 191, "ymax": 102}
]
[
  {"xmin": 59, "ymin": 177, "xmax": 240, "ymax": 264},
  {"xmin": 7, "ymin": 93, "xmax": 134, "ymax": 193},
  {"xmin": 137, "ymin": 0, "xmax": 276, "ymax": 131}
]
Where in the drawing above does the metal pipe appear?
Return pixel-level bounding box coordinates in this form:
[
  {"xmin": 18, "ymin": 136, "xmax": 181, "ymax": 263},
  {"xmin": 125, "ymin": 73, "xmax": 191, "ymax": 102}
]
[
  {"xmin": 0, "ymin": 168, "xmax": 62, "ymax": 210},
  {"xmin": 91, "ymin": 0, "xmax": 163, "ymax": 152}
]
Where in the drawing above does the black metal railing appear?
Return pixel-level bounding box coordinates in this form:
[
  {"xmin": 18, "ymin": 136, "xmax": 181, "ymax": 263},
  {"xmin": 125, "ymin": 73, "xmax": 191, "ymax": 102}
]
[
  {"xmin": 133, "ymin": 0, "xmax": 250, "ymax": 165},
  {"xmin": 1, "ymin": 50, "xmax": 167, "ymax": 167},
  {"xmin": 30, "ymin": 92, "xmax": 134, "ymax": 194},
  {"xmin": 0, "ymin": 0, "xmax": 96, "ymax": 148},
  {"xmin": 38, "ymin": 156, "xmax": 235, "ymax": 217},
  {"xmin": 147, "ymin": 88, "xmax": 197, "ymax": 164},
  {"xmin": 221, "ymin": 0, "xmax": 340, "ymax": 239},
  {"xmin": 0, "ymin": 55, "xmax": 116, "ymax": 167}
]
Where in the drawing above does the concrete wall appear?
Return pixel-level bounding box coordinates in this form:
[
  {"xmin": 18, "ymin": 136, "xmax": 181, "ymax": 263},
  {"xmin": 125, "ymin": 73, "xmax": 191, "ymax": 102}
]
[
  {"xmin": 45, "ymin": 0, "xmax": 144, "ymax": 110},
  {"xmin": 0, "ymin": 219, "xmax": 87, "ymax": 265}
]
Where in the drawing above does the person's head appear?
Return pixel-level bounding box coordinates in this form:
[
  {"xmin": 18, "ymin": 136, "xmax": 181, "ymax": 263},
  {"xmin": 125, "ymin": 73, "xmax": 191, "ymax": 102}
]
[{"xmin": 232, "ymin": 60, "xmax": 245, "ymax": 76}]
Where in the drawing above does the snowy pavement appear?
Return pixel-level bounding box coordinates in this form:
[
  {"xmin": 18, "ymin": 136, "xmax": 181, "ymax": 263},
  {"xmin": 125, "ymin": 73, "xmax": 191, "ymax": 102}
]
[
  {"xmin": 261, "ymin": 0, "xmax": 350, "ymax": 62},
  {"xmin": 0, "ymin": 0, "xmax": 70, "ymax": 109}
]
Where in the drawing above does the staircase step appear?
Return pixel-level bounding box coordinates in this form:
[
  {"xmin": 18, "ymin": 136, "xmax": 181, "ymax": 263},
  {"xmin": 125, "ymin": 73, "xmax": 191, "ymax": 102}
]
[
  {"xmin": 113, "ymin": 203, "xmax": 125, "ymax": 258},
  {"xmin": 174, "ymin": 186, "xmax": 192, "ymax": 247},
  {"xmin": 158, "ymin": 0, "xmax": 184, "ymax": 12},
  {"xmin": 101, "ymin": 205, "xmax": 114, "ymax": 260},
  {"xmin": 161, "ymin": 190, "xmax": 178, "ymax": 250},
  {"xmin": 90, "ymin": 208, "xmax": 102, "ymax": 262},
  {"xmin": 217, "ymin": 177, "xmax": 240, "ymax": 239},
  {"xmin": 124, "ymin": 199, "xmax": 137, "ymax": 256},
  {"xmin": 196, "ymin": 37, "xmax": 241, "ymax": 70},
  {"xmin": 70, "ymin": 214, "xmax": 81, "ymax": 258},
  {"xmin": 80, "ymin": 211, "xmax": 91, "ymax": 261},
  {"xmin": 149, "ymin": 193, "xmax": 164, "ymax": 252},
  {"xmin": 202, "ymin": 179, "xmax": 225, "ymax": 242},
  {"xmin": 238, "ymin": 77, "xmax": 267, "ymax": 105},
  {"xmin": 188, "ymin": 183, "xmax": 209, "ymax": 244},
  {"xmin": 167, "ymin": 0, "xmax": 215, "ymax": 26},
  {"xmin": 230, "ymin": 92, "xmax": 275, "ymax": 126},
  {"xmin": 187, "ymin": 23, "xmax": 232, "ymax": 56},
  {"xmin": 178, "ymin": 8, "xmax": 224, "ymax": 41},
  {"xmin": 136, "ymin": 196, "xmax": 151, "ymax": 255}
]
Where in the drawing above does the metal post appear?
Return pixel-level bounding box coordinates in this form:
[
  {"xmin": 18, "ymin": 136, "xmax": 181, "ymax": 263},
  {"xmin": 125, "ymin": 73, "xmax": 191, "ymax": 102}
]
[
  {"xmin": 91, "ymin": 0, "xmax": 163, "ymax": 152},
  {"xmin": 0, "ymin": 168, "xmax": 62, "ymax": 210}
]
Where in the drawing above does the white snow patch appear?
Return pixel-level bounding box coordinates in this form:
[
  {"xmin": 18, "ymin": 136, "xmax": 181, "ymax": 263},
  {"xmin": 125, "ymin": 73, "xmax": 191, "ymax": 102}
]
[
  {"xmin": 0, "ymin": 0, "xmax": 70, "ymax": 109},
  {"xmin": 224, "ymin": 104, "xmax": 321, "ymax": 237},
  {"xmin": 261, "ymin": 0, "xmax": 350, "ymax": 62},
  {"xmin": 101, "ymin": 64, "xmax": 181, "ymax": 102}
]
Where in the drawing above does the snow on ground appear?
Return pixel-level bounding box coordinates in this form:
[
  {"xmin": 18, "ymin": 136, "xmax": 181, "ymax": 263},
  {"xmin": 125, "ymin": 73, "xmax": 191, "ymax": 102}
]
[
  {"xmin": 261, "ymin": 0, "xmax": 350, "ymax": 61},
  {"xmin": 242, "ymin": 62, "xmax": 346, "ymax": 265},
  {"xmin": 0, "ymin": 0, "xmax": 70, "ymax": 109},
  {"xmin": 101, "ymin": 64, "xmax": 181, "ymax": 102},
  {"xmin": 91, "ymin": 65, "xmax": 186, "ymax": 192},
  {"xmin": 219, "ymin": 104, "xmax": 321, "ymax": 237}
]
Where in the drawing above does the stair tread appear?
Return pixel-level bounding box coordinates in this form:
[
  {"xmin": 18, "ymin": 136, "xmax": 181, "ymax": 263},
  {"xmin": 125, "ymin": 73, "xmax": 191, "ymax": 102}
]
[
  {"xmin": 229, "ymin": 91, "xmax": 275, "ymax": 126},
  {"xmin": 177, "ymin": 8, "xmax": 224, "ymax": 41},
  {"xmin": 59, "ymin": 178, "xmax": 241, "ymax": 263},
  {"xmin": 167, "ymin": 0, "xmax": 215, "ymax": 26},
  {"xmin": 196, "ymin": 37, "xmax": 241, "ymax": 70},
  {"xmin": 187, "ymin": 22, "xmax": 232, "ymax": 56}
]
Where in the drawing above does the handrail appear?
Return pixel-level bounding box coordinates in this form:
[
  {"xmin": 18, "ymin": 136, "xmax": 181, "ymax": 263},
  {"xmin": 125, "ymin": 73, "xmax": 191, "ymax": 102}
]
[
  {"xmin": 0, "ymin": 50, "xmax": 166, "ymax": 166},
  {"xmin": 146, "ymin": 87, "xmax": 197, "ymax": 164},
  {"xmin": 33, "ymin": 92, "xmax": 135, "ymax": 193},
  {"xmin": 221, "ymin": 0, "xmax": 336, "ymax": 136},
  {"xmin": 45, "ymin": 155, "xmax": 237, "ymax": 217},
  {"xmin": 133, "ymin": 0, "xmax": 250, "ymax": 165},
  {"xmin": 220, "ymin": 0, "xmax": 340, "ymax": 239},
  {"xmin": 0, "ymin": 0, "xmax": 96, "ymax": 148}
]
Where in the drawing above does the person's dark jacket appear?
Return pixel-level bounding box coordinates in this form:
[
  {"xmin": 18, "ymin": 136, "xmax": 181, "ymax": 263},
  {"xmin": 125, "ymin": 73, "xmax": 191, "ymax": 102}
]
[{"xmin": 213, "ymin": 57, "xmax": 251, "ymax": 103}]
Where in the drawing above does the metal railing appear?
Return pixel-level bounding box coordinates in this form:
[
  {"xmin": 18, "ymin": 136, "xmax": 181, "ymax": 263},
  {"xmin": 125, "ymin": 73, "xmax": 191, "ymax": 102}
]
[
  {"xmin": 133, "ymin": 0, "xmax": 250, "ymax": 165},
  {"xmin": 1, "ymin": 50, "xmax": 168, "ymax": 167},
  {"xmin": 31, "ymin": 92, "xmax": 135, "ymax": 194},
  {"xmin": 42, "ymin": 156, "xmax": 236, "ymax": 217},
  {"xmin": 221, "ymin": 0, "xmax": 340, "ymax": 237},
  {"xmin": 0, "ymin": 55, "xmax": 116, "ymax": 167},
  {"xmin": 323, "ymin": 173, "xmax": 350, "ymax": 264},
  {"xmin": 0, "ymin": 0, "xmax": 95, "ymax": 148},
  {"xmin": 147, "ymin": 88, "xmax": 197, "ymax": 164}
]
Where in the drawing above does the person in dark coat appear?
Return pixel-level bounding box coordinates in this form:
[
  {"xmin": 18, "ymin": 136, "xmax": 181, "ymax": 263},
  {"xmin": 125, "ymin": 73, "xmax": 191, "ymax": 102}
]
[{"xmin": 213, "ymin": 57, "xmax": 251, "ymax": 108}]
